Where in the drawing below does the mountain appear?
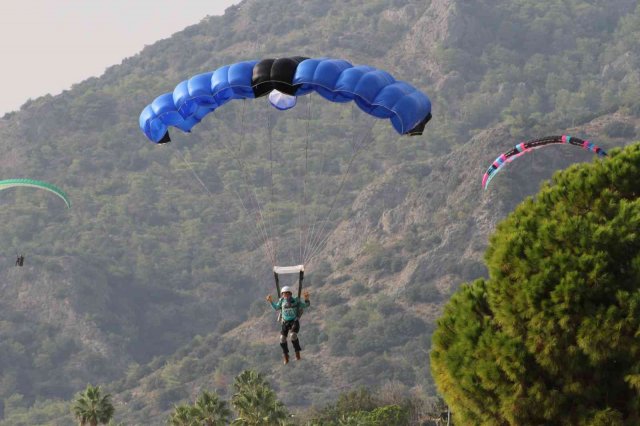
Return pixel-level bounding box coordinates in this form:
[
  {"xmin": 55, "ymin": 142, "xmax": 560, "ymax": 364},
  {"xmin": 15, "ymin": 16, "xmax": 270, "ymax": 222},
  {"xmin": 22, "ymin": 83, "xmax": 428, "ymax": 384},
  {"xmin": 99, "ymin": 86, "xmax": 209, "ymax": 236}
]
[{"xmin": 0, "ymin": 0, "xmax": 638, "ymax": 424}]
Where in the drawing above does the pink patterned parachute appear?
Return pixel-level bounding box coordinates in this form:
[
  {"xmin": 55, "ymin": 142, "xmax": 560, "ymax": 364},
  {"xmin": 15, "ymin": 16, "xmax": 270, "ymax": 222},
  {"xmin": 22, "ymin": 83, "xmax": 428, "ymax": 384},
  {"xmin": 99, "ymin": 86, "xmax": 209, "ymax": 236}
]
[{"xmin": 482, "ymin": 135, "xmax": 607, "ymax": 189}]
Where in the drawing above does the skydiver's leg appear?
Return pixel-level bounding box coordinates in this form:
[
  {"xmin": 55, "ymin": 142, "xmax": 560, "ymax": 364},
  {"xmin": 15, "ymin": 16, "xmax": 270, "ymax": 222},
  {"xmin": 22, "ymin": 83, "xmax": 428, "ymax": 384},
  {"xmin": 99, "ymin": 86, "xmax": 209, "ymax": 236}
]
[
  {"xmin": 290, "ymin": 320, "xmax": 302, "ymax": 359},
  {"xmin": 279, "ymin": 335, "xmax": 289, "ymax": 354},
  {"xmin": 280, "ymin": 321, "xmax": 291, "ymax": 364}
]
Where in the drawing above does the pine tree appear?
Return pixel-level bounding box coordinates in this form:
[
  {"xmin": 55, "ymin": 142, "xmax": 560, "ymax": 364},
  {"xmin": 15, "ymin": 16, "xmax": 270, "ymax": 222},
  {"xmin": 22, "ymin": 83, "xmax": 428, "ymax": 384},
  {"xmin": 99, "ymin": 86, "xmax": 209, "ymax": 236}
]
[{"xmin": 431, "ymin": 143, "xmax": 640, "ymax": 425}]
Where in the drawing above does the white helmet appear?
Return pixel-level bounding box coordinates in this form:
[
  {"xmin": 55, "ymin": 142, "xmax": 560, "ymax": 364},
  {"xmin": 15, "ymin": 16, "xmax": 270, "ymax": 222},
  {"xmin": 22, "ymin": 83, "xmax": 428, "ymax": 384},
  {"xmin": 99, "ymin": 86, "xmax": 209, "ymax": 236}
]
[{"xmin": 280, "ymin": 286, "xmax": 293, "ymax": 295}]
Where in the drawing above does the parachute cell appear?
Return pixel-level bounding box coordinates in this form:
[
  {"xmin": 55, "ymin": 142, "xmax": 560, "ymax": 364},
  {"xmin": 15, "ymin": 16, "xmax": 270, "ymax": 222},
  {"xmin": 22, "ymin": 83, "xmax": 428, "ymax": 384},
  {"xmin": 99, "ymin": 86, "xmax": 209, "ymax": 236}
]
[
  {"xmin": 139, "ymin": 56, "xmax": 432, "ymax": 143},
  {"xmin": 482, "ymin": 135, "xmax": 608, "ymax": 189}
]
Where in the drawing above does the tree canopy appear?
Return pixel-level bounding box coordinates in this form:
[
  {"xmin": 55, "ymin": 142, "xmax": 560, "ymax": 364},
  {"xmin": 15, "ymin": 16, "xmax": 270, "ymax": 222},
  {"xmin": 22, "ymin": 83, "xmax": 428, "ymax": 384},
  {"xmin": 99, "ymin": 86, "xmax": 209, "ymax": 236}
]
[
  {"xmin": 71, "ymin": 385, "xmax": 115, "ymax": 426},
  {"xmin": 431, "ymin": 143, "xmax": 640, "ymax": 425}
]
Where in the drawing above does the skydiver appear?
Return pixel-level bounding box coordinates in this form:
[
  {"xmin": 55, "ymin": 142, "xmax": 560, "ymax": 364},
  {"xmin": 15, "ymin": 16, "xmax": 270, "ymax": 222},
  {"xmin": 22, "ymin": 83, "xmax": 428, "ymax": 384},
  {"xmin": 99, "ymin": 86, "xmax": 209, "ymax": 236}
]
[
  {"xmin": 19, "ymin": 254, "xmax": 24, "ymax": 266},
  {"xmin": 266, "ymin": 287, "xmax": 310, "ymax": 365}
]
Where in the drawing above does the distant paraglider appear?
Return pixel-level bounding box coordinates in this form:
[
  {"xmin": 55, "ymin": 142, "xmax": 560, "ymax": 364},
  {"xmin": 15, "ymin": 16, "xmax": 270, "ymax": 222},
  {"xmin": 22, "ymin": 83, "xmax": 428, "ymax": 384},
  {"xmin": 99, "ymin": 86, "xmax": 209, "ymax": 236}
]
[
  {"xmin": 0, "ymin": 179, "xmax": 70, "ymax": 267},
  {"xmin": 482, "ymin": 135, "xmax": 607, "ymax": 189},
  {"xmin": 0, "ymin": 179, "xmax": 71, "ymax": 208}
]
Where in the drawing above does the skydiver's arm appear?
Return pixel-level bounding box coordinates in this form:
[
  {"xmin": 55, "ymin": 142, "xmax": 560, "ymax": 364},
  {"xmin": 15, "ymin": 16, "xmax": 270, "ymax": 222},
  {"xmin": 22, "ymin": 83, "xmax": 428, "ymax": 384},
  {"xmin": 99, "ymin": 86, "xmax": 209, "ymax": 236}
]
[
  {"xmin": 270, "ymin": 298, "xmax": 282, "ymax": 310},
  {"xmin": 298, "ymin": 297, "xmax": 310, "ymax": 308}
]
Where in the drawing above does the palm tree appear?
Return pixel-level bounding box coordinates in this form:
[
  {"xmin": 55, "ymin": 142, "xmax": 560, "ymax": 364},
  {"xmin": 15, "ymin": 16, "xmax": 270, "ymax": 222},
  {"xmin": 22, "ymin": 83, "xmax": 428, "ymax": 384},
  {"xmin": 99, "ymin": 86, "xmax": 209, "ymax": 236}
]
[
  {"xmin": 72, "ymin": 384, "xmax": 115, "ymax": 426},
  {"xmin": 233, "ymin": 370, "xmax": 267, "ymax": 391},
  {"xmin": 168, "ymin": 404, "xmax": 198, "ymax": 426},
  {"xmin": 231, "ymin": 370, "xmax": 290, "ymax": 425},
  {"xmin": 192, "ymin": 391, "xmax": 231, "ymax": 426}
]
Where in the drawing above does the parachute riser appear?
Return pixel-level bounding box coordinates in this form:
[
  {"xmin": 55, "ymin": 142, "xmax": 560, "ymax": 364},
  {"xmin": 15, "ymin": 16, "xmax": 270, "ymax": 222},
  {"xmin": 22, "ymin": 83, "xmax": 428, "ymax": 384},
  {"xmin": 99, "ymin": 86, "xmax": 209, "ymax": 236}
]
[
  {"xmin": 273, "ymin": 265, "xmax": 304, "ymax": 299},
  {"xmin": 274, "ymin": 271, "xmax": 281, "ymax": 298},
  {"xmin": 298, "ymin": 270, "xmax": 304, "ymax": 299}
]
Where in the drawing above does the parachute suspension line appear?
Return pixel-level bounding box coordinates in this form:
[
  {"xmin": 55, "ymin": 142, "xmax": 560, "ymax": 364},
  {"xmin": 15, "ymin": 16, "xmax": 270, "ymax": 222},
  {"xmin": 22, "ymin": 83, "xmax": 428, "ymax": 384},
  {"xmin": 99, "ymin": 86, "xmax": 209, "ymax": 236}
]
[
  {"xmin": 175, "ymin": 149, "xmax": 215, "ymax": 199},
  {"xmin": 303, "ymin": 102, "xmax": 357, "ymax": 263},
  {"xmin": 237, "ymin": 101, "xmax": 277, "ymax": 266},
  {"xmin": 298, "ymin": 94, "xmax": 312, "ymax": 266},
  {"xmin": 348, "ymin": 103, "xmax": 358, "ymax": 153},
  {"xmin": 181, "ymin": 105, "xmax": 268, "ymax": 260},
  {"xmin": 303, "ymin": 102, "xmax": 362, "ymax": 262},
  {"xmin": 304, "ymin": 107, "xmax": 376, "ymax": 263},
  {"xmin": 236, "ymin": 100, "xmax": 275, "ymax": 264},
  {"xmin": 175, "ymin": 146, "xmax": 268, "ymax": 254},
  {"xmin": 194, "ymin": 108, "xmax": 265, "ymax": 259},
  {"xmin": 174, "ymin": 132, "xmax": 265, "ymax": 258},
  {"xmin": 303, "ymin": 107, "xmax": 375, "ymax": 265},
  {"xmin": 227, "ymin": 185, "xmax": 270, "ymax": 259},
  {"xmin": 303, "ymin": 131, "xmax": 374, "ymax": 265},
  {"xmin": 301, "ymin": 101, "xmax": 332, "ymax": 263},
  {"xmin": 211, "ymin": 104, "xmax": 276, "ymax": 266},
  {"xmin": 266, "ymin": 107, "xmax": 279, "ymax": 266},
  {"xmin": 175, "ymin": 147, "xmax": 262, "ymax": 253}
]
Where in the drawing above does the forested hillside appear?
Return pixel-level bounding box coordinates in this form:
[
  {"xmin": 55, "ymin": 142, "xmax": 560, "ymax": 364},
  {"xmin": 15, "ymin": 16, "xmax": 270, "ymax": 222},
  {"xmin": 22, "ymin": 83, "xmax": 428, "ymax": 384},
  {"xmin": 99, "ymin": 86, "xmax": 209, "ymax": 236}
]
[{"xmin": 0, "ymin": 0, "xmax": 638, "ymax": 424}]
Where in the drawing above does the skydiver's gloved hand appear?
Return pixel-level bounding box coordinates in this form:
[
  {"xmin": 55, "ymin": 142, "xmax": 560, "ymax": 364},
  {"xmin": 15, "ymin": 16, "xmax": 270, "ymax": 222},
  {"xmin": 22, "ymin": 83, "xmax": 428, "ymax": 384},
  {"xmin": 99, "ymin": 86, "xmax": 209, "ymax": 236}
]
[{"xmin": 266, "ymin": 294, "xmax": 273, "ymax": 303}]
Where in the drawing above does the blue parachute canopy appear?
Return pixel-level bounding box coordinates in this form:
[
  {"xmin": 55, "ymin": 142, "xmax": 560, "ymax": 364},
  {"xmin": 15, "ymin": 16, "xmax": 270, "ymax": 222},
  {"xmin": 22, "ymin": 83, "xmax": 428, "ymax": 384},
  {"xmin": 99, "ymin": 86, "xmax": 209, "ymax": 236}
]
[{"xmin": 139, "ymin": 57, "xmax": 432, "ymax": 143}]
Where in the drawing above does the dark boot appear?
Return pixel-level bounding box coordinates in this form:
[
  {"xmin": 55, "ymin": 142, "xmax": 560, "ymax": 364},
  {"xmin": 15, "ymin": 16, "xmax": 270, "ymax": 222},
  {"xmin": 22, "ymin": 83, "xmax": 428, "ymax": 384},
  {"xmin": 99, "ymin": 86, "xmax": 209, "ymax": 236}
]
[
  {"xmin": 283, "ymin": 353, "xmax": 290, "ymax": 365},
  {"xmin": 295, "ymin": 351, "xmax": 301, "ymax": 361}
]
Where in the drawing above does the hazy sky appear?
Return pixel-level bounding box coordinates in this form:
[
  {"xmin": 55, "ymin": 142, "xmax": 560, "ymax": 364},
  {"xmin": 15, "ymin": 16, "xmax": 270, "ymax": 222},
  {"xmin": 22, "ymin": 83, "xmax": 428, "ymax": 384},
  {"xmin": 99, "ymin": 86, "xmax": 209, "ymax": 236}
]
[{"xmin": 0, "ymin": 0, "xmax": 241, "ymax": 115}]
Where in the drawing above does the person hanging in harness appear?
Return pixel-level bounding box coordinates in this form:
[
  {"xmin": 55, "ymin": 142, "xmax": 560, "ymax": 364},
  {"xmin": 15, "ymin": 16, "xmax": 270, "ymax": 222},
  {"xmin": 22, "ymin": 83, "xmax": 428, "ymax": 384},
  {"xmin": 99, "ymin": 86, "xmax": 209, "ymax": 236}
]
[
  {"xmin": 16, "ymin": 254, "xmax": 24, "ymax": 267},
  {"xmin": 267, "ymin": 286, "xmax": 310, "ymax": 365}
]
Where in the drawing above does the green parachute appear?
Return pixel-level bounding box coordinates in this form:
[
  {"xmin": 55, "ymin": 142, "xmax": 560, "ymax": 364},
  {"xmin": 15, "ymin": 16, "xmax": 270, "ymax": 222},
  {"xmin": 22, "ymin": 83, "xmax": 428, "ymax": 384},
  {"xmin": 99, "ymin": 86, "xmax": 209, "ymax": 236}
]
[{"xmin": 0, "ymin": 179, "xmax": 71, "ymax": 208}]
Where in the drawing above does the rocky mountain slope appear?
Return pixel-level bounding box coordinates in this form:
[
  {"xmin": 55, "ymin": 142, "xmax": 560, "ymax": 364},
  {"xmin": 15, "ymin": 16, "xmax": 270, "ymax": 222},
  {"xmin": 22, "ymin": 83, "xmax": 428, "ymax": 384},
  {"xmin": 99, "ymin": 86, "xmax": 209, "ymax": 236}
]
[{"xmin": 0, "ymin": 0, "xmax": 638, "ymax": 423}]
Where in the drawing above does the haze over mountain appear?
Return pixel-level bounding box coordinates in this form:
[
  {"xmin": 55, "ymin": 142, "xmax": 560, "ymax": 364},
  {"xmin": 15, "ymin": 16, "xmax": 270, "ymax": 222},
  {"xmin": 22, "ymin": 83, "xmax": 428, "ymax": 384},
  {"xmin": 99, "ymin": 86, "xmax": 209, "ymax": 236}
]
[{"xmin": 0, "ymin": 0, "xmax": 638, "ymax": 424}]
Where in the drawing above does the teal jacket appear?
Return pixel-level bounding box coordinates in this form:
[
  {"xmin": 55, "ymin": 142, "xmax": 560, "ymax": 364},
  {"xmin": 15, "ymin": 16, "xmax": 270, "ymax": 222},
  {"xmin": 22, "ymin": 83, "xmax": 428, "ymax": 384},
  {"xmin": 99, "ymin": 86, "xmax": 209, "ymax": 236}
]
[{"xmin": 270, "ymin": 296, "xmax": 310, "ymax": 321}]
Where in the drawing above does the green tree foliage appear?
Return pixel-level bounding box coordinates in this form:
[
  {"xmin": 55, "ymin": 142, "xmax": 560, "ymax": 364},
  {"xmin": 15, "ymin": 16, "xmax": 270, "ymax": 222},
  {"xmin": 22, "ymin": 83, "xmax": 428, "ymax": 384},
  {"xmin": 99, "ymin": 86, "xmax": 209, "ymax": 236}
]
[
  {"xmin": 603, "ymin": 121, "xmax": 637, "ymax": 138},
  {"xmin": 0, "ymin": 396, "xmax": 71, "ymax": 426},
  {"xmin": 335, "ymin": 405, "xmax": 409, "ymax": 425},
  {"xmin": 431, "ymin": 143, "xmax": 640, "ymax": 424},
  {"xmin": 193, "ymin": 391, "xmax": 231, "ymax": 425},
  {"xmin": 3, "ymin": 0, "xmax": 640, "ymax": 423},
  {"xmin": 316, "ymin": 387, "xmax": 378, "ymax": 421},
  {"xmin": 71, "ymin": 385, "xmax": 115, "ymax": 426},
  {"xmin": 168, "ymin": 405, "xmax": 197, "ymax": 426},
  {"xmin": 231, "ymin": 370, "xmax": 290, "ymax": 425},
  {"xmin": 307, "ymin": 386, "xmax": 417, "ymax": 425},
  {"xmin": 167, "ymin": 390, "xmax": 230, "ymax": 426},
  {"xmin": 432, "ymin": 0, "xmax": 640, "ymax": 139}
]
